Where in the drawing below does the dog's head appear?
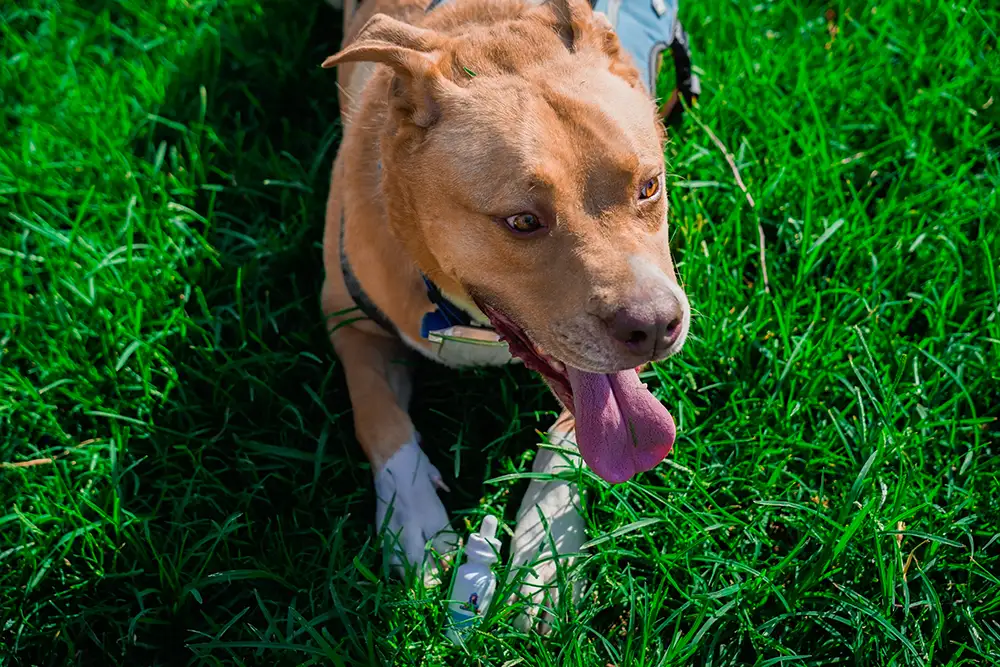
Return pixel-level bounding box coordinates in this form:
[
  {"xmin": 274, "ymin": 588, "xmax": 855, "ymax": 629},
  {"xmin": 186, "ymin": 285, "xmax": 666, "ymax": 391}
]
[{"xmin": 325, "ymin": 0, "xmax": 691, "ymax": 483}]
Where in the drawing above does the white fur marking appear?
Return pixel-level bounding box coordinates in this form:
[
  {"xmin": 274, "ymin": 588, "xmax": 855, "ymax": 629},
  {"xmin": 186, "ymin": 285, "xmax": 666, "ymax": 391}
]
[
  {"xmin": 509, "ymin": 429, "xmax": 587, "ymax": 633},
  {"xmin": 374, "ymin": 441, "xmax": 458, "ymax": 586}
]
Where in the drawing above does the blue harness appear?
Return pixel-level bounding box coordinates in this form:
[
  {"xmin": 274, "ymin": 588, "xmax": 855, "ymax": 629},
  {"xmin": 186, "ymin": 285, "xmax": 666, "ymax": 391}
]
[{"xmin": 591, "ymin": 0, "xmax": 682, "ymax": 94}]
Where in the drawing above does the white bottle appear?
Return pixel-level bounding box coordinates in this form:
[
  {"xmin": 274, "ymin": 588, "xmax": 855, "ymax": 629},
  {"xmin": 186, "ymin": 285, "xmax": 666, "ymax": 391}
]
[{"xmin": 445, "ymin": 514, "xmax": 502, "ymax": 645}]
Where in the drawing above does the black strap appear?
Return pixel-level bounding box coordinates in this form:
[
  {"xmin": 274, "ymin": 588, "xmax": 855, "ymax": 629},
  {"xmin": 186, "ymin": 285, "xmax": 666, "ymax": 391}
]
[
  {"xmin": 668, "ymin": 19, "xmax": 700, "ymax": 112},
  {"xmin": 339, "ymin": 213, "xmax": 399, "ymax": 335},
  {"xmin": 663, "ymin": 19, "xmax": 701, "ymax": 125}
]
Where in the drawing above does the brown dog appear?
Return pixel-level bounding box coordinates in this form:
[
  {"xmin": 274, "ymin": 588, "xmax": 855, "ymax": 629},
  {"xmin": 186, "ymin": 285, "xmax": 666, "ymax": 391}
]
[{"xmin": 320, "ymin": 0, "xmax": 690, "ymax": 628}]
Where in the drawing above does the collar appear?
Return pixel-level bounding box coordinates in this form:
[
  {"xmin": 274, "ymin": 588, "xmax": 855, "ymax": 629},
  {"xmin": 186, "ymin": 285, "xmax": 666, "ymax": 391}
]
[
  {"xmin": 420, "ymin": 275, "xmax": 492, "ymax": 338},
  {"xmin": 339, "ymin": 212, "xmax": 398, "ymax": 335},
  {"xmin": 339, "ymin": 212, "xmax": 493, "ymax": 340}
]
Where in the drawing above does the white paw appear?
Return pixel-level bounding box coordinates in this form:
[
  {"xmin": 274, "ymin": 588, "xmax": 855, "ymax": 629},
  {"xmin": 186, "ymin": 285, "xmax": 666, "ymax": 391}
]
[
  {"xmin": 374, "ymin": 441, "xmax": 458, "ymax": 586},
  {"xmin": 508, "ymin": 429, "xmax": 587, "ymax": 634}
]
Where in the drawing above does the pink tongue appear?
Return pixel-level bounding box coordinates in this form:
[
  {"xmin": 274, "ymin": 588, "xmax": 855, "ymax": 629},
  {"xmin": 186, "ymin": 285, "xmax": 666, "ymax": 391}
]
[{"xmin": 567, "ymin": 367, "xmax": 676, "ymax": 484}]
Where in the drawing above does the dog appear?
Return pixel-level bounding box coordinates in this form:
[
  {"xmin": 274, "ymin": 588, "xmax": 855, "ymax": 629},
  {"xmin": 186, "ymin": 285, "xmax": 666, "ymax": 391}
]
[{"xmin": 319, "ymin": 0, "xmax": 691, "ymax": 630}]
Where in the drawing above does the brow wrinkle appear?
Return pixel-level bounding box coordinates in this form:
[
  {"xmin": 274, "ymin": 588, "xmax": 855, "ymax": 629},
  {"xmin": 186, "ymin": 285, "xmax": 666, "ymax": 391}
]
[{"xmin": 538, "ymin": 85, "xmax": 643, "ymax": 216}]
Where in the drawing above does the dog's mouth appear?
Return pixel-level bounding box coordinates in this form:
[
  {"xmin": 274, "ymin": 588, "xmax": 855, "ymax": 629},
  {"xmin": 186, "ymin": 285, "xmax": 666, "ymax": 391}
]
[{"xmin": 477, "ymin": 302, "xmax": 676, "ymax": 484}]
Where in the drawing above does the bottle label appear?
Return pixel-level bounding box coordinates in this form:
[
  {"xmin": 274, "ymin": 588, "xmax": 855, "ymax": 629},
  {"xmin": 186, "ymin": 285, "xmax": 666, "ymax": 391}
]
[
  {"xmin": 447, "ymin": 591, "xmax": 483, "ymax": 637},
  {"xmin": 449, "ymin": 608, "xmax": 478, "ymax": 631}
]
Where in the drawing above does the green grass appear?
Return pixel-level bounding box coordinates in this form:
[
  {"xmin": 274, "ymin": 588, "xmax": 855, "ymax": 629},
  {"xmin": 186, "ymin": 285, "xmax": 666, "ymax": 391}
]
[{"xmin": 1, "ymin": 0, "xmax": 998, "ymax": 664}]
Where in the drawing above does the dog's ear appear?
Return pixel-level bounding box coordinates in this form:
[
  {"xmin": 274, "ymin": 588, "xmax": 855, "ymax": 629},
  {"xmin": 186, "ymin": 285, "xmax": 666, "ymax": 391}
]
[
  {"xmin": 547, "ymin": 0, "xmax": 595, "ymax": 49},
  {"xmin": 322, "ymin": 14, "xmax": 459, "ymax": 128},
  {"xmin": 548, "ymin": 0, "xmax": 643, "ymax": 88}
]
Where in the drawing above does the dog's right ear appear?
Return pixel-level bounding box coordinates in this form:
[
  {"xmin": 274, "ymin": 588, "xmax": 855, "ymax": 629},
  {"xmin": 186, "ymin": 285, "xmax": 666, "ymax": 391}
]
[
  {"xmin": 547, "ymin": 0, "xmax": 643, "ymax": 89},
  {"xmin": 322, "ymin": 14, "xmax": 459, "ymax": 128},
  {"xmin": 547, "ymin": 0, "xmax": 591, "ymax": 50}
]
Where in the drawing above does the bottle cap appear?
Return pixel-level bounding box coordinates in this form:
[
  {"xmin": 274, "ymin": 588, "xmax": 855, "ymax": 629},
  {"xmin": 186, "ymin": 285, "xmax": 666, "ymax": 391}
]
[{"xmin": 465, "ymin": 514, "xmax": 501, "ymax": 563}]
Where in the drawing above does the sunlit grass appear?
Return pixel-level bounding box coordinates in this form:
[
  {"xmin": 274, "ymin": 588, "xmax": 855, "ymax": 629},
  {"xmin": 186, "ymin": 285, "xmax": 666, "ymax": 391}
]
[{"xmin": 1, "ymin": 0, "xmax": 998, "ymax": 664}]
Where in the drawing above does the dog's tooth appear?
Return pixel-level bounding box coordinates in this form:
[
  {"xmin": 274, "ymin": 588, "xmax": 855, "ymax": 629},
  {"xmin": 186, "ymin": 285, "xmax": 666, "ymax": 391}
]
[{"xmin": 550, "ymin": 360, "xmax": 565, "ymax": 373}]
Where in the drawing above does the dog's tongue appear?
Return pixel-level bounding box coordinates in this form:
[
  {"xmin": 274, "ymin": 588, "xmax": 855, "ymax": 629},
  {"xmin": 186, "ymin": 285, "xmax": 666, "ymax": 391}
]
[{"xmin": 567, "ymin": 367, "xmax": 675, "ymax": 484}]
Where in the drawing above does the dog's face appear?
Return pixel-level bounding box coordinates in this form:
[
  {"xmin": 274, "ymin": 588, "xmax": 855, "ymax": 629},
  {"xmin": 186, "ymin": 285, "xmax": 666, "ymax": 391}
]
[
  {"xmin": 413, "ymin": 63, "xmax": 690, "ymax": 374},
  {"xmin": 326, "ymin": 0, "xmax": 690, "ymax": 374}
]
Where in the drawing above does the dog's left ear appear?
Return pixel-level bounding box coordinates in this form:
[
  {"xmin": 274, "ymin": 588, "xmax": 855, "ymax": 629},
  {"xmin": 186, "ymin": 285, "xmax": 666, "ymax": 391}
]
[
  {"xmin": 322, "ymin": 14, "xmax": 461, "ymax": 128},
  {"xmin": 548, "ymin": 0, "xmax": 643, "ymax": 88}
]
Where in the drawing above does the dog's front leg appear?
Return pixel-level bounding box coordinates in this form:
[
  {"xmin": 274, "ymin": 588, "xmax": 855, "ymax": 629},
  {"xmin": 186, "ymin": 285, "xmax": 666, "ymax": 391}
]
[
  {"xmin": 330, "ymin": 326, "xmax": 458, "ymax": 584},
  {"xmin": 509, "ymin": 410, "xmax": 588, "ymax": 633}
]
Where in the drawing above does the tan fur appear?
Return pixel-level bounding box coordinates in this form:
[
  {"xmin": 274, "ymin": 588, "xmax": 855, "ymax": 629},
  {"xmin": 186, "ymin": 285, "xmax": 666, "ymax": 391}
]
[{"xmin": 321, "ymin": 0, "xmax": 688, "ymax": 478}]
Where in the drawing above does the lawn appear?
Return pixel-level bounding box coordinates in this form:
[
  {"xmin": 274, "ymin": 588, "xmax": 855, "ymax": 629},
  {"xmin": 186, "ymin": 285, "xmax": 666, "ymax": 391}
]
[{"xmin": 1, "ymin": 0, "xmax": 999, "ymax": 664}]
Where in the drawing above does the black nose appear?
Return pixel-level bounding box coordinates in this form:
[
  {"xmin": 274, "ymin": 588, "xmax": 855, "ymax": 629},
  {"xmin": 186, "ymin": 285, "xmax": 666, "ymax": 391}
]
[{"xmin": 606, "ymin": 307, "xmax": 682, "ymax": 358}]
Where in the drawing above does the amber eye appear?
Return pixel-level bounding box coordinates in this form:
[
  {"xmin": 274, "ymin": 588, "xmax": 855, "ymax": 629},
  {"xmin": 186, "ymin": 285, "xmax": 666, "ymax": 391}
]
[
  {"xmin": 504, "ymin": 213, "xmax": 542, "ymax": 234},
  {"xmin": 639, "ymin": 176, "xmax": 661, "ymax": 201}
]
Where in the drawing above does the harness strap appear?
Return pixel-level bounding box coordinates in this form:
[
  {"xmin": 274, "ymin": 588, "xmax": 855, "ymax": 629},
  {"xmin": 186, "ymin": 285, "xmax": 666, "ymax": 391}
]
[{"xmin": 662, "ymin": 18, "xmax": 700, "ymax": 124}]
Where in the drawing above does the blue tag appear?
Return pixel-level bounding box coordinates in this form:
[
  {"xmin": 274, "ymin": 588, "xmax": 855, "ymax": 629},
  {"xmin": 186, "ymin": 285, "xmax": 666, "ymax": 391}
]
[
  {"xmin": 421, "ymin": 310, "xmax": 454, "ymax": 339},
  {"xmin": 421, "ymin": 274, "xmax": 478, "ymax": 338}
]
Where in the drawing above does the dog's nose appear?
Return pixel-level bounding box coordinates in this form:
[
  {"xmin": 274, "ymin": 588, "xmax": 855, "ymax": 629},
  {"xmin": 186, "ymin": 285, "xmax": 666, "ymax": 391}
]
[{"xmin": 606, "ymin": 307, "xmax": 682, "ymax": 358}]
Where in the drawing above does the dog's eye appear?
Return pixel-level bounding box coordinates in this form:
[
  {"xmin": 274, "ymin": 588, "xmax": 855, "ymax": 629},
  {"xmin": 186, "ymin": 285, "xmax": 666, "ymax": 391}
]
[
  {"xmin": 504, "ymin": 213, "xmax": 542, "ymax": 234},
  {"xmin": 639, "ymin": 177, "xmax": 661, "ymax": 201}
]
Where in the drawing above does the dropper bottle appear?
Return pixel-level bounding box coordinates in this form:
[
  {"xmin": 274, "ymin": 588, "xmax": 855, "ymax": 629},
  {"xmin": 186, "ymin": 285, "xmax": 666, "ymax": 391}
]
[{"xmin": 444, "ymin": 514, "xmax": 501, "ymax": 644}]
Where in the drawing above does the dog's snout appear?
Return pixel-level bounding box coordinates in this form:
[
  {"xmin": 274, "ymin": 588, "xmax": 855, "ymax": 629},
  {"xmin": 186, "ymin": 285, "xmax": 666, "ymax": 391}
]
[{"xmin": 606, "ymin": 305, "xmax": 683, "ymax": 358}]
